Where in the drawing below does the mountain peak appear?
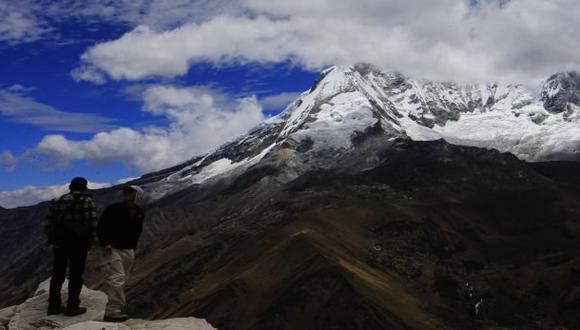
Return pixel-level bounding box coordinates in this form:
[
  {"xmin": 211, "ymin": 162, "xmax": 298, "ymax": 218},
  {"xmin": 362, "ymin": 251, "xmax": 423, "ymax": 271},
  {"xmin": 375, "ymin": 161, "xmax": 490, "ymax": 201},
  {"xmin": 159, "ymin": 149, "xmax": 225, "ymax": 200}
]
[
  {"xmin": 309, "ymin": 64, "xmax": 405, "ymax": 94},
  {"xmin": 137, "ymin": 65, "xmax": 579, "ymax": 201}
]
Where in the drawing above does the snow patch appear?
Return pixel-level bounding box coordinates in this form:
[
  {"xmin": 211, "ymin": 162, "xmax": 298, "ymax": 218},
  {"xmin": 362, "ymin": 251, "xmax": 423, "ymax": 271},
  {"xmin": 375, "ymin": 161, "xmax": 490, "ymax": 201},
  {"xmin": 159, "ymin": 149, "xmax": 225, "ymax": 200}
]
[{"xmin": 146, "ymin": 143, "xmax": 277, "ymax": 200}]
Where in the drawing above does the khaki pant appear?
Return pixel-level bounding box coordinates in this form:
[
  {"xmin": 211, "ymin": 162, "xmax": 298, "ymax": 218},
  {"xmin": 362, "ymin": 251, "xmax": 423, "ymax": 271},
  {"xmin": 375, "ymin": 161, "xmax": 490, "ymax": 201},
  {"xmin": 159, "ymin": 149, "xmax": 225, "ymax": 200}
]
[{"xmin": 102, "ymin": 248, "xmax": 135, "ymax": 317}]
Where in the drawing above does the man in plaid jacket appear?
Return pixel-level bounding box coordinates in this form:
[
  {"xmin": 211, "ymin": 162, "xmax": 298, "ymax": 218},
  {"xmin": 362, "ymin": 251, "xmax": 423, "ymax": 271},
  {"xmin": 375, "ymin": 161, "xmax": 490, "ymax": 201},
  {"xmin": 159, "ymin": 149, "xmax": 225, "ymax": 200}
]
[{"xmin": 45, "ymin": 177, "xmax": 97, "ymax": 317}]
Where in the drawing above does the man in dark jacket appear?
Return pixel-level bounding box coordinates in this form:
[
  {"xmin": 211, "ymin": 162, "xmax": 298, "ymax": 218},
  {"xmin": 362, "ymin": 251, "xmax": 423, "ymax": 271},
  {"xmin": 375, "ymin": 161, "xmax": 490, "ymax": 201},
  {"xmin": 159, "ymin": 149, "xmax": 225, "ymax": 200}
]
[
  {"xmin": 45, "ymin": 177, "xmax": 97, "ymax": 316},
  {"xmin": 98, "ymin": 185, "xmax": 145, "ymax": 322}
]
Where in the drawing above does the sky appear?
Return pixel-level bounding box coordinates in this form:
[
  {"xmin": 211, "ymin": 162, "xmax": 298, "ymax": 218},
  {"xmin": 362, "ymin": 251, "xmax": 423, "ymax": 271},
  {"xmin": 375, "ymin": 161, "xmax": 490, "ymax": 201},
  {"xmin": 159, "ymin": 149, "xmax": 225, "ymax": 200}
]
[{"xmin": 0, "ymin": 0, "xmax": 579, "ymax": 208}]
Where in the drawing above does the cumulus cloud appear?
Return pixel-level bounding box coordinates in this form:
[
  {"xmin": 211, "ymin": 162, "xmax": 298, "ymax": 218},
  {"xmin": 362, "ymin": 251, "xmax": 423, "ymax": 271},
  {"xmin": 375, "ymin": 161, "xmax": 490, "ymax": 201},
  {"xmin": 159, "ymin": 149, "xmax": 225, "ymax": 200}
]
[
  {"xmin": 0, "ymin": 181, "xmax": 110, "ymax": 209},
  {"xmin": 35, "ymin": 86, "xmax": 265, "ymax": 172},
  {"xmin": 70, "ymin": 65, "xmax": 106, "ymax": 85},
  {"xmin": 0, "ymin": 1, "xmax": 51, "ymax": 44},
  {"xmin": 0, "ymin": 150, "xmax": 17, "ymax": 171},
  {"xmin": 0, "ymin": 86, "xmax": 115, "ymax": 132},
  {"xmin": 0, "ymin": 0, "xmax": 235, "ymax": 45},
  {"xmin": 74, "ymin": 0, "xmax": 580, "ymax": 83},
  {"xmin": 259, "ymin": 92, "xmax": 303, "ymax": 111}
]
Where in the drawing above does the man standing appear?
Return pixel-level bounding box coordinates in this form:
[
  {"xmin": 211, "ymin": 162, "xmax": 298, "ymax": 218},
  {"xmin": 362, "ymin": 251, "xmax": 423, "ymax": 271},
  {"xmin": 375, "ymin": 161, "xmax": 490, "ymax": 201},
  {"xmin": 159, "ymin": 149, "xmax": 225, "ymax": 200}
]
[
  {"xmin": 45, "ymin": 177, "xmax": 97, "ymax": 316},
  {"xmin": 98, "ymin": 185, "xmax": 145, "ymax": 322}
]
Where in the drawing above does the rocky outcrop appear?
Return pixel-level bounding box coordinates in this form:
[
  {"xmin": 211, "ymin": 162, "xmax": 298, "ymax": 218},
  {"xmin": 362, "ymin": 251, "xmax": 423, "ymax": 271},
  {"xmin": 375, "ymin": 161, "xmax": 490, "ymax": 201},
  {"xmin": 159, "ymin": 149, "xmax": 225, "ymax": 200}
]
[
  {"xmin": 0, "ymin": 279, "xmax": 215, "ymax": 330},
  {"xmin": 541, "ymin": 71, "xmax": 580, "ymax": 114},
  {"xmin": 63, "ymin": 318, "xmax": 215, "ymax": 330}
]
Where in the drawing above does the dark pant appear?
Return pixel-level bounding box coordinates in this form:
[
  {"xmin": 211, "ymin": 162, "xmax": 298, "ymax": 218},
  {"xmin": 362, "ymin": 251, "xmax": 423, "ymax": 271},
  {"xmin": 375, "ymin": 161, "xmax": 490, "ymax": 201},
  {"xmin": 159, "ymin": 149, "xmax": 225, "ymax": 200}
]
[{"xmin": 48, "ymin": 244, "xmax": 89, "ymax": 308}]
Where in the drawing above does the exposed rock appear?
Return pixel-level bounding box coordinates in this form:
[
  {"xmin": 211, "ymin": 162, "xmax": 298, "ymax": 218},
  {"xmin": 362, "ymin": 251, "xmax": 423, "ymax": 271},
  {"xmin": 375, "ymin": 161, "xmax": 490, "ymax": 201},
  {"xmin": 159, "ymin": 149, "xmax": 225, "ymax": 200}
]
[
  {"xmin": 0, "ymin": 305, "xmax": 16, "ymax": 330},
  {"xmin": 63, "ymin": 318, "xmax": 214, "ymax": 330},
  {"xmin": 4, "ymin": 279, "xmax": 106, "ymax": 330},
  {"xmin": 1, "ymin": 279, "xmax": 215, "ymax": 330},
  {"xmin": 541, "ymin": 71, "xmax": 580, "ymax": 113}
]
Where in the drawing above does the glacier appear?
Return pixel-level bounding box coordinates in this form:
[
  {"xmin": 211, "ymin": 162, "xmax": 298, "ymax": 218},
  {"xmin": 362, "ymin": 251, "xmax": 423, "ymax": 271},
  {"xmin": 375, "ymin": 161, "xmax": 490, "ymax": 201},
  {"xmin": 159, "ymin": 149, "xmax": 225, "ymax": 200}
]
[{"xmin": 138, "ymin": 64, "xmax": 580, "ymax": 201}]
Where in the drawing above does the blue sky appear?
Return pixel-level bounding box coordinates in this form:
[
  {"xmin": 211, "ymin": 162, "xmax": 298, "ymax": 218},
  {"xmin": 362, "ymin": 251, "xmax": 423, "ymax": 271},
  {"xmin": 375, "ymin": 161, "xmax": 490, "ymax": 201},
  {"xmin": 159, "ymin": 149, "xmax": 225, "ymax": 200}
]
[
  {"xmin": 0, "ymin": 0, "xmax": 578, "ymax": 207},
  {"xmin": 0, "ymin": 12, "xmax": 316, "ymax": 193}
]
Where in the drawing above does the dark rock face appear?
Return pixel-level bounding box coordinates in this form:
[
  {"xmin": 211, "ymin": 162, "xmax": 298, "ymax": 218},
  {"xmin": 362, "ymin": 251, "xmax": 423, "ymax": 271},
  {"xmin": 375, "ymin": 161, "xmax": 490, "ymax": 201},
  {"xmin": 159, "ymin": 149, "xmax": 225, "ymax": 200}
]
[
  {"xmin": 350, "ymin": 119, "xmax": 384, "ymax": 146},
  {"xmin": 352, "ymin": 62, "xmax": 385, "ymax": 77},
  {"xmin": 0, "ymin": 204, "xmax": 52, "ymax": 307},
  {"xmin": 542, "ymin": 72, "xmax": 580, "ymax": 114}
]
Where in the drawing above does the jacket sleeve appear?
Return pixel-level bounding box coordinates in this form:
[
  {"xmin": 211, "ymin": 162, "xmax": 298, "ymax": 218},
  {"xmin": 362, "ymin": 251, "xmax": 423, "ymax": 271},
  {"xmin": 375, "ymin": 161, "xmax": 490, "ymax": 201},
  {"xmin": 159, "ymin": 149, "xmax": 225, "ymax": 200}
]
[
  {"xmin": 97, "ymin": 205, "xmax": 113, "ymax": 246},
  {"xmin": 86, "ymin": 197, "xmax": 98, "ymax": 233}
]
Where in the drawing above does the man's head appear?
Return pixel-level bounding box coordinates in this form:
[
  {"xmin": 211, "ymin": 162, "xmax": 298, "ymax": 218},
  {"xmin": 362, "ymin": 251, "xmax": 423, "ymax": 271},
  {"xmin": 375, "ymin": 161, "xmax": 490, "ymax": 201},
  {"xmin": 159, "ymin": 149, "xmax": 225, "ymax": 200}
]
[
  {"xmin": 122, "ymin": 185, "xmax": 144, "ymax": 204},
  {"xmin": 69, "ymin": 177, "xmax": 88, "ymax": 192}
]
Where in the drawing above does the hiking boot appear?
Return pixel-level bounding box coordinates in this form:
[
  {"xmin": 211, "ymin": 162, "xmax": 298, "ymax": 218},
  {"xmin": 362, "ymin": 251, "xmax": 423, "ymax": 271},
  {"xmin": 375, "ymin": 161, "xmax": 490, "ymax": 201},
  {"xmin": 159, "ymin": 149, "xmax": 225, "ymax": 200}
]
[
  {"xmin": 104, "ymin": 313, "xmax": 130, "ymax": 322},
  {"xmin": 47, "ymin": 305, "xmax": 64, "ymax": 315},
  {"xmin": 64, "ymin": 306, "xmax": 87, "ymax": 316}
]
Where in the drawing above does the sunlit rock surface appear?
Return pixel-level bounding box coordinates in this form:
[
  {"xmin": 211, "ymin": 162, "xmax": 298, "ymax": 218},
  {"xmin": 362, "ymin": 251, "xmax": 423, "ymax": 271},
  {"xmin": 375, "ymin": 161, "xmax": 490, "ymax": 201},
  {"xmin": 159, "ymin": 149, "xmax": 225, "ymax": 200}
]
[{"xmin": 0, "ymin": 279, "xmax": 215, "ymax": 330}]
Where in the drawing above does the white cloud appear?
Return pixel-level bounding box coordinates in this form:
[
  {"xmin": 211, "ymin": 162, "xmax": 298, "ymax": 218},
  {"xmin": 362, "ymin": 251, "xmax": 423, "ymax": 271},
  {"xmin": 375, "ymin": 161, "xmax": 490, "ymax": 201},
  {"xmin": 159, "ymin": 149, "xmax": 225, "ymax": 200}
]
[
  {"xmin": 259, "ymin": 92, "xmax": 303, "ymax": 111},
  {"xmin": 0, "ymin": 86, "xmax": 114, "ymax": 132},
  {"xmin": 0, "ymin": 150, "xmax": 17, "ymax": 171},
  {"xmin": 70, "ymin": 66, "xmax": 106, "ymax": 85},
  {"xmin": 0, "ymin": 0, "xmax": 235, "ymax": 45},
  {"xmin": 0, "ymin": 1, "xmax": 51, "ymax": 44},
  {"xmin": 0, "ymin": 181, "xmax": 110, "ymax": 209},
  {"xmin": 60, "ymin": 0, "xmax": 235, "ymax": 29},
  {"xmin": 35, "ymin": 86, "xmax": 265, "ymax": 172},
  {"xmin": 74, "ymin": 0, "xmax": 580, "ymax": 83}
]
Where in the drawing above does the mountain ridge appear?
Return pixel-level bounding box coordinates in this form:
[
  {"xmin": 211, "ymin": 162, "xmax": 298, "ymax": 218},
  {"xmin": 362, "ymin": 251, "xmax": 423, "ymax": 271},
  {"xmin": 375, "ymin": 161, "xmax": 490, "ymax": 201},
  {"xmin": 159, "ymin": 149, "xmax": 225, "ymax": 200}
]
[
  {"xmin": 1, "ymin": 66, "xmax": 580, "ymax": 329},
  {"xmin": 1, "ymin": 138, "xmax": 579, "ymax": 329},
  {"xmin": 132, "ymin": 64, "xmax": 579, "ymax": 202}
]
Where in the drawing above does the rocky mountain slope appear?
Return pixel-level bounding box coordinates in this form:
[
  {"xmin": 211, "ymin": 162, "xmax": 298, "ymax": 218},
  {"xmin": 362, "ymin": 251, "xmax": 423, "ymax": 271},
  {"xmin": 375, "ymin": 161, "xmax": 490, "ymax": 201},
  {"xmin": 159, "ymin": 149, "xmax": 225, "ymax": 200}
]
[{"xmin": 1, "ymin": 65, "xmax": 579, "ymax": 329}]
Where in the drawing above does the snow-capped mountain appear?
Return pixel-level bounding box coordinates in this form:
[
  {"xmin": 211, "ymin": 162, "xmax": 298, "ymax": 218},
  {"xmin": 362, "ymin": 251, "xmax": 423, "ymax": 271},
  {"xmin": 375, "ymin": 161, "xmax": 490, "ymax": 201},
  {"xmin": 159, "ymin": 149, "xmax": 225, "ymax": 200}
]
[
  {"xmin": 140, "ymin": 64, "xmax": 580, "ymax": 200},
  {"xmin": 2, "ymin": 65, "xmax": 580, "ymax": 330}
]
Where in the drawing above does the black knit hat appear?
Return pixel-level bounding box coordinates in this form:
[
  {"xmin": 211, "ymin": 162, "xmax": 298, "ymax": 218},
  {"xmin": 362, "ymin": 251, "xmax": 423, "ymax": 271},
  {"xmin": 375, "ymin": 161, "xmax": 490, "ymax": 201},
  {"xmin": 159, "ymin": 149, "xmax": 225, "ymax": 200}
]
[{"xmin": 69, "ymin": 177, "xmax": 88, "ymax": 192}]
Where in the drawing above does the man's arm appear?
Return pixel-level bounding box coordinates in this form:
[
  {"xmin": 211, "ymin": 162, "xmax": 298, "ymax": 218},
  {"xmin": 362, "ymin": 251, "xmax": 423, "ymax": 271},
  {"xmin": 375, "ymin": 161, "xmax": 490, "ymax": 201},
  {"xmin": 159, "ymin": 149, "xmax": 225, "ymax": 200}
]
[{"xmin": 97, "ymin": 205, "xmax": 113, "ymax": 247}]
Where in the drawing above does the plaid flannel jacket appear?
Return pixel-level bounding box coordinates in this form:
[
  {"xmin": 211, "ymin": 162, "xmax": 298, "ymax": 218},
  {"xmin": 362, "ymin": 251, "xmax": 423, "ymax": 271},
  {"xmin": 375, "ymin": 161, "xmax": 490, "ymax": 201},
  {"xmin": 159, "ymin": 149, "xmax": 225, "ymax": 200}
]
[{"xmin": 45, "ymin": 192, "xmax": 98, "ymax": 243}]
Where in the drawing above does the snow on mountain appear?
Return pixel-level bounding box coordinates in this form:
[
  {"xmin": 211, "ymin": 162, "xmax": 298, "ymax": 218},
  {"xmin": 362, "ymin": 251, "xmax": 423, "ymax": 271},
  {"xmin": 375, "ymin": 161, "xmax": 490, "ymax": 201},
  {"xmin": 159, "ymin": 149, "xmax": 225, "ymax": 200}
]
[{"xmin": 139, "ymin": 64, "xmax": 580, "ymax": 201}]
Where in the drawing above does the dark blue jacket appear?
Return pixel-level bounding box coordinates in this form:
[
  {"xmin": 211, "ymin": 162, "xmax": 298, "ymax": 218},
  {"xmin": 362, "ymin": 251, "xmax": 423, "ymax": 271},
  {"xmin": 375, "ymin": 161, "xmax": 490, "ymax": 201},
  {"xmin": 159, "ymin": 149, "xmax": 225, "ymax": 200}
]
[{"xmin": 97, "ymin": 203, "xmax": 144, "ymax": 249}]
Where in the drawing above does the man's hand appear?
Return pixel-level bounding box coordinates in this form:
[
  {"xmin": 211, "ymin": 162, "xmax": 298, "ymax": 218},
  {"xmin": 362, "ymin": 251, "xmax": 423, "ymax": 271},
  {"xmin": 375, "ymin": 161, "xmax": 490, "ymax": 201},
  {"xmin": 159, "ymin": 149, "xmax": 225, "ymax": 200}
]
[{"xmin": 103, "ymin": 245, "xmax": 113, "ymax": 253}]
